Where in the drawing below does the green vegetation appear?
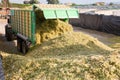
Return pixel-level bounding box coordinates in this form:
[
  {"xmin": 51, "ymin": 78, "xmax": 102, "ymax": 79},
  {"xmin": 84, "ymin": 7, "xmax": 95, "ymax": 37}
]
[
  {"xmin": 109, "ymin": 2, "xmax": 114, "ymax": 6},
  {"xmin": 10, "ymin": 3, "xmax": 31, "ymax": 8},
  {"xmin": 0, "ymin": 3, "xmax": 31, "ymax": 8},
  {"xmin": 1, "ymin": 0, "xmax": 10, "ymax": 7},
  {"xmin": 24, "ymin": 0, "xmax": 39, "ymax": 4},
  {"xmin": 47, "ymin": 0, "xmax": 59, "ymax": 4}
]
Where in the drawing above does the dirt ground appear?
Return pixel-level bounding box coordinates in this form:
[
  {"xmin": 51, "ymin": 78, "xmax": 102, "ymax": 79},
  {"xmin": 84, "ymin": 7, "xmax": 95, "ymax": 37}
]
[
  {"xmin": 73, "ymin": 26, "xmax": 117, "ymax": 45},
  {"xmin": 0, "ymin": 19, "xmax": 118, "ymax": 54}
]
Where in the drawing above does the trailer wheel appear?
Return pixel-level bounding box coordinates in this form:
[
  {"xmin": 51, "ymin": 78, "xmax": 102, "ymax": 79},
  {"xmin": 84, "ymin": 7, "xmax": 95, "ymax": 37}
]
[
  {"xmin": 0, "ymin": 54, "xmax": 2, "ymax": 60},
  {"xmin": 5, "ymin": 25, "xmax": 8, "ymax": 37},
  {"xmin": 17, "ymin": 37, "xmax": 22, "ymax": 52},
  {"xmin": 22, "ymin": 41, "xmax": 28, "ymax": 54},
  {"xmin": 6, "ymin": 28, "xmax": 13, "ymax": 41}
]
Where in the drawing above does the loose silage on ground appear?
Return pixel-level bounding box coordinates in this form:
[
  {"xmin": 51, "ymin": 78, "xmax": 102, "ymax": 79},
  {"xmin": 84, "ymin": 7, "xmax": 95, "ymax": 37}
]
[
  {"xmin": 28, "ymin": 32, "xmax": 113, "ymax": 58},
  {"xmin": 1, "ymin": 32, "xmax": 120, "ymax": 80},
  {"xmin": 2, "ymin": 51, "xmax": 120, "ymax": 80},
  {"xmin": 109, "ymin": 36, "xmax": 120, "ymax": 50}
]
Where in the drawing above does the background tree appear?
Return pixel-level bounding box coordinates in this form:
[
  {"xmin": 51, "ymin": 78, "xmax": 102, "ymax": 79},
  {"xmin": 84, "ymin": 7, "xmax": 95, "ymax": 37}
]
[
  {"xmin": 109, "ymin": 2, "xmax": 114, "ymax": 5},
  {"xmin": 71, "ymin": 3, "xmax": 77, "ymax": 6},
  {"xmin": 1, "ymin": 0, "xmax": 10, "ymax": 7},
  {"xmin": 30, "ymin": 0, "xmax": 39, "ymax": 4},
  {"xmin": 24, "ymin": 0, "xmax": 39, "ymax": 4},
  {"xmin": 47, "ymin": 0, "xmax": 59, "ymax": 4}
]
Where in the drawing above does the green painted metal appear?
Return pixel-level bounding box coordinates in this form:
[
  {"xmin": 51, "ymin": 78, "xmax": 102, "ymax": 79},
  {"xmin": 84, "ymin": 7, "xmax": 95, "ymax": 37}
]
[
  {"xmin": 31, "ymin": 11, "xmax": 36, "ymax": 44},
  {"xmin": 42, "ymin": 9, "xmax": 79, "ymax": 19},
  {"xmin": 67, "ymin": 10, "xmax": 79, "ymax": 18},
  {"xmin": 33, "ymin": 4, "xmax": 79, "ymax": 19},
  {"xmin": 24, "ymin": 11, "xmax": 26, "ymax": 37},
  {"xmin": 55, "ymin": 10, "xmax": 68, "ymax": 18},
  {"xmin": 18, "ymin": 10, "xmax": 20, "ymax": 33},
  {"xmin": 43, "ymin": 10, "xmax": 56, "ymax": 19},
  {"xmin": 32, "ymin": 6, "xmax": 36, "ymax": 43},
  {"xmin": 64, "ymin": 18, "xmax": 69, "ymax": 23},
  {"xmin": 10, "ymin": 10, "xmax": 14, "ymax": 15},
  {"xmin": 10, "ymin": 10, "xmax": 35, "ymax": 44}
]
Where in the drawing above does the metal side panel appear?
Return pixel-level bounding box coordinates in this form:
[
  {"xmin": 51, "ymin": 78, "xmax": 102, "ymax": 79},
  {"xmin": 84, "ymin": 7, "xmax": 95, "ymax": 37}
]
[
  {"xmin": 31, "ymin": 11, "xmax": 36, "ymax": 44},
  {"xmin": 33, "ymin": 4, "xmax": 79, "ymax": 19},
  {"xmin": 67, "ymin": 9, "xmax": 79, "ymax": 18},
  {"xmin": 43, "ymin": 9, "xmax": 79, "ymax": 19},
  {"xmin": 43, "ymin": 10, "xmax": 56, "ymax": 19},
  {"xmin": 55, "ymin": 10, "xmax": 68, "ymax": 19},
  {"xmin": 10, "ymin": 10, "xmax": 35, "ymax": 44}
]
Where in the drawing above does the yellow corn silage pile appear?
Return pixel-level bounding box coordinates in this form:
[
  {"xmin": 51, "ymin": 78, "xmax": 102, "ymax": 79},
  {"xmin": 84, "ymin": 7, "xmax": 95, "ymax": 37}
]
[
  {"xmin": 2, "ymin": 32, "xmax": 120, "ymax": 80},
  {"xmin": 35, "ymin": 10, "xmax": 73, "ymax": 44},
  {"xmin": 28, "ymin": 32, "xmax": 114, "ymax": 58},
  {"xmin": 2, "ymin": 52, "xmax": 120, "ymax": 80},
  {"xmin": 109, "ymin": 36, "xmax": 120, "ymax": 50},
  {"xmin": 35, "ymin": 19, "xmax": 73, "ymax": 44}
]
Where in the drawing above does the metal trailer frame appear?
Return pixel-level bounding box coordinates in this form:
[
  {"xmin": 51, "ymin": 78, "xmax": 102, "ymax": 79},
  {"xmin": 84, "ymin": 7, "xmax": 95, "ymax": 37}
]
[{"xmin": 5, "ymin": 4, "xmax": 79, "ymax": 54}]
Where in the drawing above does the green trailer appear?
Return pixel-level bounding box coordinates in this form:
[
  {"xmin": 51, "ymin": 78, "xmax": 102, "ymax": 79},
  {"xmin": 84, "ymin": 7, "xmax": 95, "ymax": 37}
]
[{"xmin": 5, "ymin": 4, "xmax": 79, "ymax": 54}]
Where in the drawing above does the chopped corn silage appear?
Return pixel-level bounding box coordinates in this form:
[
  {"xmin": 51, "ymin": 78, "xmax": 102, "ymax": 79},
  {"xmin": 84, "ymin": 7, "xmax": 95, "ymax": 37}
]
[
  {"xmin": 2, "ymin": 51, "xmax": 120, "ymax": 80},
  {"xmin": 109, "ymin": 36, "xmax": 120, "ymax": 50},
  {"xmin": 35, "ymin": 19, "xmax": 73, "ymax": 44},
  {"xmin": 2, "ymin": 27, "xmax": 120, "ymax": 80},
  {"xmin": 2, "ymin": 32, "xmax": 119, "ymax": 80},
  {"xmin": 35, "ymin": 9, "xmax": 73, "ymax": 44},
  {"xmin": 28, "ymin": 32, "xmax": 114, "ymax": 58}
]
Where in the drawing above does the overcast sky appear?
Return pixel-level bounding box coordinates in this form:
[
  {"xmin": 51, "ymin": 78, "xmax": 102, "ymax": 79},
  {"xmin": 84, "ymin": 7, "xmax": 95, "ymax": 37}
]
[{"xmin": 1, "ymin": 0, "xmax": 120, "ymax": 4}]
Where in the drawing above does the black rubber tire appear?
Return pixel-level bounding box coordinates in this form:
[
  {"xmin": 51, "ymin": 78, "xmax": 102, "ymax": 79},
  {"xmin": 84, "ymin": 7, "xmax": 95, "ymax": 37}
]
[
  {"xmin": 17, "ymin": 37, "xmax": 22, "ymax": 52},
  {"xmin": 0, "ymin": 54, "xmax": 2, "ymax": 60},
  {"xmin": 5, "ymin": 25, "xmax": 8, "ymax": 37},
  {"xmin": 6, "ymin": 28, "xmax": 13, "ymax": 41},
  {"xmin": 22, "ymin": 41, "xmax": 28, "ymax": 54}
]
